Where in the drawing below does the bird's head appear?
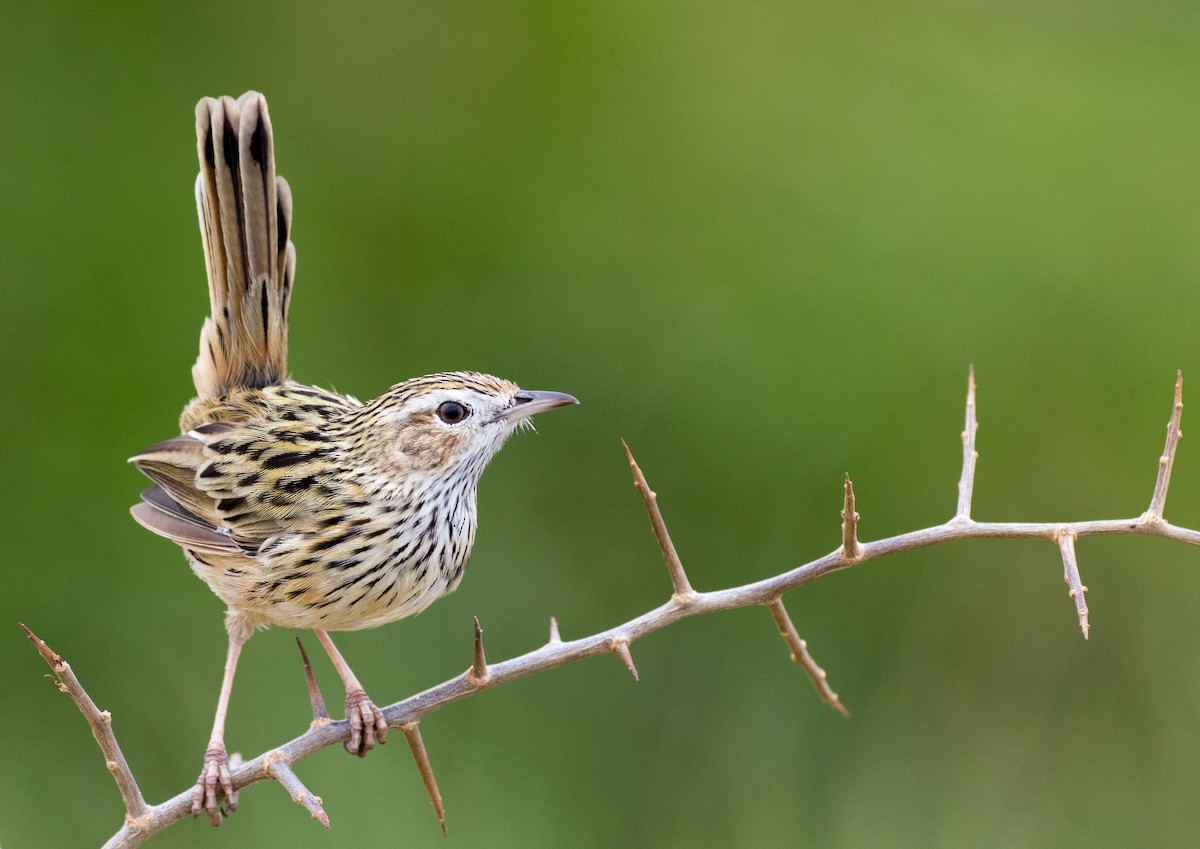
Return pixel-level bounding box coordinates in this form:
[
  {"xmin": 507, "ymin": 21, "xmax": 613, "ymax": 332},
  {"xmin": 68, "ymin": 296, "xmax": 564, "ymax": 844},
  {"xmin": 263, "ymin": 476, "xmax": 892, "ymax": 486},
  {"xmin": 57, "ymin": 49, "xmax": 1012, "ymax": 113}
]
[{"xmin": 356, "ymin": 371, "xmax": 577, "ymax": 481}]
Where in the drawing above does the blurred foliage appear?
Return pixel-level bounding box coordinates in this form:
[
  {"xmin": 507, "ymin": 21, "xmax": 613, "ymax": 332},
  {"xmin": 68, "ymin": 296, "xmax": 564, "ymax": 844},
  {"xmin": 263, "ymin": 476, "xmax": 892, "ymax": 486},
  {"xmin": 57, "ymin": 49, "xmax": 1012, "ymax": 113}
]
[{"xmin": 3, "ymin": 1, "xmax": 1200, "ymax": 847}]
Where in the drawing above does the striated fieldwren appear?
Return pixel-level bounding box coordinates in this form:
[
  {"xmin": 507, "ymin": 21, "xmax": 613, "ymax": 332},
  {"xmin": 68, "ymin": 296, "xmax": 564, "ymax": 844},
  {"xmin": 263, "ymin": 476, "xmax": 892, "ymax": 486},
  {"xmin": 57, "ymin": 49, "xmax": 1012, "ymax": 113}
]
[{"xmin": 129, "ymin": 92, "xmax": 576, "ymax": 825}]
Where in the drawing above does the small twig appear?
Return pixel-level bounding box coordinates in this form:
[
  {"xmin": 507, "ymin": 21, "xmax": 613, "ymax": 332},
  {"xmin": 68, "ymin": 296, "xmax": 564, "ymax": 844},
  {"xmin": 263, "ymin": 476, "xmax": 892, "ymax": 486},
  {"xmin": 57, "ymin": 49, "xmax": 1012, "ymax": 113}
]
[
  {"xmin": 548, "ymin": 616, "xmax": 562, "ymax": 644},
  {"xmin": 468, "ymin": 617, "xmax": 490, "ymax": 687},
  {"xmin": 956, "ymin": 365, "xmax": 979, "ymax": 521},
  {"xmin": 21, "ymin": 624, "xmax": 149, "ymax": 822},
  {"xmin": 401, "ymin": 723, "xmax": 446, "ymax": 836},
  {"xmin": 609, "ymin": 638, "xmax": 640, "ymax": 681},
  {"xmin": 1056, "ymin": 530, "xmax": 1090, "ymax": 639},
  {"xmin": 841, "ymin": 475, "xmax": 863, "ymax": 561},
  {"xmin": 1146, "ymin": 371, "xmax": 1184, "ymax": 520},
  {"xmin": 295, "ymin": 638, "xmax": 329, "ymax": 722},
  {"xmin": 265, "ymin": 755, "xmax": 329, "ymax": 828},
  {"xmin": 623, "ymin": 440, "xmax": 696, "ymax": 601},
  {"xmin": 765, "ymin": 599, "xmax": 850, "ymax": 716}
]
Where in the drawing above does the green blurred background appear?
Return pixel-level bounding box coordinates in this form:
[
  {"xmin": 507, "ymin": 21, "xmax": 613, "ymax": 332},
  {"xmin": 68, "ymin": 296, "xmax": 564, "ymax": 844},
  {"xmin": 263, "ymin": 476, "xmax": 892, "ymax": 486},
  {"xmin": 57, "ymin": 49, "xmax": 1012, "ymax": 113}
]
[{"xmin": 3, "ymin": 1, "xmax": 1199, "ymax": 846}]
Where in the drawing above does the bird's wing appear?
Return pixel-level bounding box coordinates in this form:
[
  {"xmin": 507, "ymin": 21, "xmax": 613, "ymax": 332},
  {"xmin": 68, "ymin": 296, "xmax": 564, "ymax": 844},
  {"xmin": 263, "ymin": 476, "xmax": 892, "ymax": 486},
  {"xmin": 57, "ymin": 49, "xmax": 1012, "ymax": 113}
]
[
  {"xmin": 130, "ymin": 485, "xmax": 249, "ymax": 556},
  {"xmin": 130, "ymin": 414, "xmax": 348, "ymax": 553}
]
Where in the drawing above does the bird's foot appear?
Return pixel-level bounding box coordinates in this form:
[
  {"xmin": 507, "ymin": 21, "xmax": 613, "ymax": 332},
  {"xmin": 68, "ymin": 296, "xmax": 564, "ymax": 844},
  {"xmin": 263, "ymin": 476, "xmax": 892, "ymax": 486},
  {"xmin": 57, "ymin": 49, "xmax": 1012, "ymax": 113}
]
[
  {"xmin": 193, "ymin": 744, "xmax": 237, "ymax": 826},
  {"xmin": 344, "ymin": 688, "xmax": 388, "ymax": 757}
]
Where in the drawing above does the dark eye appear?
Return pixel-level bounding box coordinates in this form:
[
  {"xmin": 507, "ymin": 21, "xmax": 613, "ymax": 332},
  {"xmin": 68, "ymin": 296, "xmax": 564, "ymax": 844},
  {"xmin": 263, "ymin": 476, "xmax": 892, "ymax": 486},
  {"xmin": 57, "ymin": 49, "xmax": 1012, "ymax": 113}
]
[{"xmin": 436, "ymin": 400, "xmax": 470, "ymax": 424}]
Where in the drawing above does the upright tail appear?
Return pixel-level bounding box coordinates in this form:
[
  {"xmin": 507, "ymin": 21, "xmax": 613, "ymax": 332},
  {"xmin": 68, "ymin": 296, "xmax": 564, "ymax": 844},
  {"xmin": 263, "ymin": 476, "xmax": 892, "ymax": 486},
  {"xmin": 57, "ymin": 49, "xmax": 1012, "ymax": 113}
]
[{"xmin": 192, "ymin": 92, "xmax": 295, "ymax": 398}]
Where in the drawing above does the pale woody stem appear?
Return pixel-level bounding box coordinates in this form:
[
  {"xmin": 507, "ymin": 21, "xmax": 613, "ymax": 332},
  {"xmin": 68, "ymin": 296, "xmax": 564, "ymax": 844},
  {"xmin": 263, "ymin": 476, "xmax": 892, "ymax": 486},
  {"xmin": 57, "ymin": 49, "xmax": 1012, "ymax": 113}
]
[
  {"xmin": 956, "ymin": 365, "xmax": 979, "ymax": 521},
  {"xmin": 766, "ymin": 599, "xmax": 850, "ymax": 717},
  {"xmin": 27, "ymin": 368, "xmax": 1197, "ymax": 848},
  {"xmin": 1146, "ymin": 371, "xmax": 1183, "ymax": 519},
  {"xmin": 1056, "ymin": 530, "xmax": 1090, "ymax": 639}
]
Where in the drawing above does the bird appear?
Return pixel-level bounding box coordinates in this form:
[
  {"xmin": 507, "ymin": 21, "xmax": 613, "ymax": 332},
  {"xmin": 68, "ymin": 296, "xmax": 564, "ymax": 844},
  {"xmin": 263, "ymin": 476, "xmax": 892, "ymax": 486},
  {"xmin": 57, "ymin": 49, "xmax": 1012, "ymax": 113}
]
[{"xmin": 128, "ymin": 91, "xmax": 577, "ymax": 826}]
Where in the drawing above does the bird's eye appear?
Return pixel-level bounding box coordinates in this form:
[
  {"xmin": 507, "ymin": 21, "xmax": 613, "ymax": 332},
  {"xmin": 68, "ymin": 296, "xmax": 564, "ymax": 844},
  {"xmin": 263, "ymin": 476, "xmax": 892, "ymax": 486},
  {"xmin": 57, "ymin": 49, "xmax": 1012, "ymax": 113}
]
[{"xmin": 436, "ymin": 400, "xmax": 470, "ymax": 424}]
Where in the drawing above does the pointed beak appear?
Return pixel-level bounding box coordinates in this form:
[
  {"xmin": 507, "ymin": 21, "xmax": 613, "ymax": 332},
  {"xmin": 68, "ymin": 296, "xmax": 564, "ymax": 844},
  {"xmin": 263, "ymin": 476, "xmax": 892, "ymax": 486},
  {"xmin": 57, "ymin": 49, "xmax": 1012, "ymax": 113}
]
[{"xmin": 499, "ymin": 390, "xmax": 579, "ymax": 421}]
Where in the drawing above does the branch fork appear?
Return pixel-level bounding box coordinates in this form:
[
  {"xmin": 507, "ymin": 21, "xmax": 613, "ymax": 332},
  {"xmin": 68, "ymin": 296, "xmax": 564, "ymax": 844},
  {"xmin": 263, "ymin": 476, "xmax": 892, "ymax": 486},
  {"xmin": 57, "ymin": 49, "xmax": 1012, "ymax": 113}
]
[{"xmin": 263, "ymin": 753, "xmax": 329, "ymax": 828}]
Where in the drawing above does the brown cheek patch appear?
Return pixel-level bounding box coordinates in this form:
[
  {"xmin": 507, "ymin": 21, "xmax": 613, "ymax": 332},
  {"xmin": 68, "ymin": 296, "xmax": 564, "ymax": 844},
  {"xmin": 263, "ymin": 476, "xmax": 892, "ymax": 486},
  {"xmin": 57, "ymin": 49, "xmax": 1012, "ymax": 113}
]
[{"xmin": 396, "ymin": 414, "xmax": 461, "ymax": 471}]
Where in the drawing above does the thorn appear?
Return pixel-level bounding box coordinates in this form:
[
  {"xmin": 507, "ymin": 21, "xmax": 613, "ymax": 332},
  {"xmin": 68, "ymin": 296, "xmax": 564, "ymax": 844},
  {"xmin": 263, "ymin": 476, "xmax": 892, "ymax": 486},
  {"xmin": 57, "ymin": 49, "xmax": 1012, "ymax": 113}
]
[
  {"xmin": 766, "ymin": 599, "xmax": 850, "ymax": 716},
  {"xmin": 840, "ymin": 474, "xmax": 863, "ymax": 560},
  {"xmin": 622, "ymin": 440, "xmax": 696, "ymax": 601},
  {"xmin": 1056, "ymin": 531, "xmax": 1091, "ymax": 639},
  {"xmin": 469, "ymin": 617, "xmax": 490, "ymax": 687},
  {"xmin": 21, "ymin": 622, "xmax": 63, "ymax": 670},
  {"xmin": 295, "ymin": 638, "xmax": 329, "ymax": 722},
  {"xmin": 955, "ymin": 365, "xmax": 980, "ymax": 521},
  {"xmin": 1146, "ymin": 371, "xmax": 1184, "ymax": 520},
  {"xmin": 22, "ymin": 623, "xmax": 69, "ymax": 692},
  {"xmin": 402, "ymin": 723, "xmax": 446, "ymax": 836},
  {"xmin": 610, "ymin": 638, "xmax": 640, "ymax": 681},
  {"xmin": 549, "ymin": 616, "xmax": 562, "ymax": 644}
]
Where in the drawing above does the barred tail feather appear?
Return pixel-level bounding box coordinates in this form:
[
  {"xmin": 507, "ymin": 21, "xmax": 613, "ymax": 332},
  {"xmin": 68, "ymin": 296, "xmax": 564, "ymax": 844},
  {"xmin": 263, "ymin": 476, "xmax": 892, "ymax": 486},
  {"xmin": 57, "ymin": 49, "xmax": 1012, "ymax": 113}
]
[{"xmin": 192, "ymin": 91, "xmax": 294, "ymax": 398}]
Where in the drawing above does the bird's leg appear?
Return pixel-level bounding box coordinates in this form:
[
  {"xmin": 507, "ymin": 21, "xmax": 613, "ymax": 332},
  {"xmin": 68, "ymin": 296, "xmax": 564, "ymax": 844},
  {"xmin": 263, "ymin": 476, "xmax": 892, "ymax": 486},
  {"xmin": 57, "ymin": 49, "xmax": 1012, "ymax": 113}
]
[
  {"xmin": 194, "ymin": 628, "xmax": 247, "ymax": 825},
  {"xmin": 314, "ymin": 629, "xmax": 389, "ymax": 756}
]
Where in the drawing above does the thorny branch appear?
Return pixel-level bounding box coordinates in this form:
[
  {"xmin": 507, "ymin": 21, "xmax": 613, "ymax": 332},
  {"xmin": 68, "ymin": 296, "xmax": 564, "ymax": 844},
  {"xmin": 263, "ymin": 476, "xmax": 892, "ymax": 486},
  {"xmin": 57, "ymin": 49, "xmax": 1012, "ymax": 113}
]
[
  {"xmin": 20, "ymin": 624, "xmax": 148, "ymax": 823},
  {"xmin": 24, "ymin": 369, "xmax": 1200, "ymax": 848}
]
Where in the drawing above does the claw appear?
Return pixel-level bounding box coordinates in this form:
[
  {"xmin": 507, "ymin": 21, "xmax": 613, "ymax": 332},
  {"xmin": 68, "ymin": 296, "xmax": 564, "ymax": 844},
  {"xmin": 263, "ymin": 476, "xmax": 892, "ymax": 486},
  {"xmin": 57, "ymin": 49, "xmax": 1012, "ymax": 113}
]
[
  {"xmin": 193, "ymin": 745, "xmax": 237, "ymax": 826},
  {"xmin": 344, "ymin": 689, "xmax": 388, "ymax": 757}
]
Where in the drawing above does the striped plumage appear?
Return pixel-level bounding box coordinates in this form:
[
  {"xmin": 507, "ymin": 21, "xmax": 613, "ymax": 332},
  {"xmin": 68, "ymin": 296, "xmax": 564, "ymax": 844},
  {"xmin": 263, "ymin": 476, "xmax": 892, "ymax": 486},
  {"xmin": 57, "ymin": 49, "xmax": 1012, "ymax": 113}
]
[
  {"xmin": 129, "ymin": 92, "xmax": 575, "ymax": 824},
  {"xmin": 134, "ymin": 372, "xmax": 546, "ymax": 635}
]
